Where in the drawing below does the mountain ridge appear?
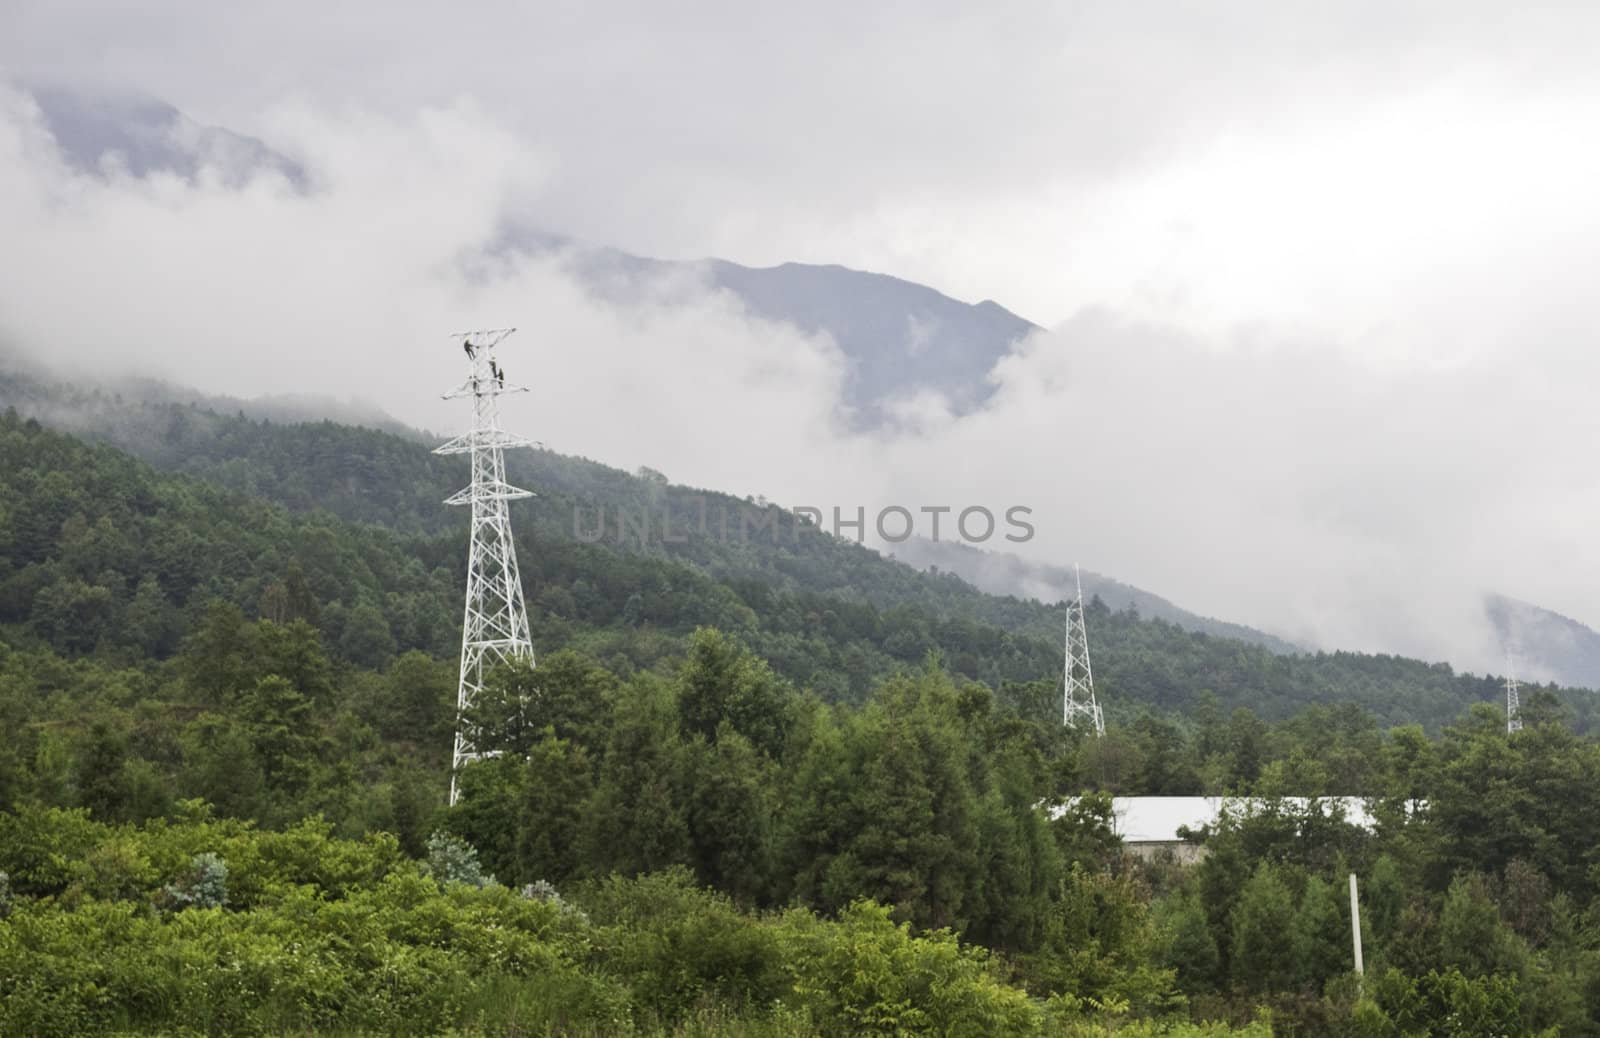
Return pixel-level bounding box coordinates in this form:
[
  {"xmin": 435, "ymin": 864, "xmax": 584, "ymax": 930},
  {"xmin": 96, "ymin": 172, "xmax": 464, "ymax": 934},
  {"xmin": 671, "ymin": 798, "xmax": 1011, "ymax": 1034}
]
[{"xmin": 502, "ymin": 231, "xmax": 1040, "ymax": 425}]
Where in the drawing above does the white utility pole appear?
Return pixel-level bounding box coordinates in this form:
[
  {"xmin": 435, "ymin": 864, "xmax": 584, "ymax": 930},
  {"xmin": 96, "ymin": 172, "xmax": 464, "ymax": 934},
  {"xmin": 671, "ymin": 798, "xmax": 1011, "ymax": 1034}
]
[{"xmin": 1349, "ymin": 872, "xmax": 1364, "ymax": 976}]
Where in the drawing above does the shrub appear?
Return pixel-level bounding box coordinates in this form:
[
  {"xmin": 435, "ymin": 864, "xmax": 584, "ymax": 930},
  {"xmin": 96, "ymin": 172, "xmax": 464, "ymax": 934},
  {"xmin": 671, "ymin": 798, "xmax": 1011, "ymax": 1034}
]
[
  {"xmin": 425, "ymin": 830, "xmax": 496, "ymax": 888},
  {"xmin": 579, "ymin": 868, "xmax": 785, "ymax": 1024},
  {"xmin": 776, "ymin": 899, "xmax": 1039, "ymax": 1037},
  {"xmin": 160, "ymin": 851, "xmax": 228, "ymax": 910}
]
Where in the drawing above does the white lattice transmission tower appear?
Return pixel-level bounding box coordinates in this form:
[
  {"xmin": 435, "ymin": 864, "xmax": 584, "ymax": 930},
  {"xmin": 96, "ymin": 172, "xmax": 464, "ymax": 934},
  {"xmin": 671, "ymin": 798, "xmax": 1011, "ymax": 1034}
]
[
  {"xmin": 1504, "ymin": 652, "xmax": 1523, "ymax": 734},
  {"xmin": 436, "ymin": 328, "xmax": 536, "ymax": 804},
  {"xmin": 1062, "ymin": 565, "xmax": 1105, "ymax": 736}
]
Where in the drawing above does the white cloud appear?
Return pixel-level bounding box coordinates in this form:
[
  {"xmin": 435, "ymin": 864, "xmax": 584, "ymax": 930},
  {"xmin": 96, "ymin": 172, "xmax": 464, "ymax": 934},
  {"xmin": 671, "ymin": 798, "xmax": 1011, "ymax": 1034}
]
[
  {"xmin": 866, "ymin": 311, "xmax": 1600, "ymax": 671},
  {"xmin": 0, "ymin": 87, "xmax": 851, "ymax": 499}
]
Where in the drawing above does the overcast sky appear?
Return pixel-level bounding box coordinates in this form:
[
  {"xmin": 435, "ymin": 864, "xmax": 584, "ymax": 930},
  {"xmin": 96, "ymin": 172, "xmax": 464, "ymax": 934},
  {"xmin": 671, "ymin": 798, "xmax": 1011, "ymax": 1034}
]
[{"xmin": 3, "ymin": 2, "xmax": 1599, "ymax": 671}]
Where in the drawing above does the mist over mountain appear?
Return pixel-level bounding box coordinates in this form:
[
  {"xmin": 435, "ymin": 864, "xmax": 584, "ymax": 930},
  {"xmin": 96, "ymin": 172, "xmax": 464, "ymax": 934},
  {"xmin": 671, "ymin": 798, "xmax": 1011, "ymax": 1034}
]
[
  {"xmin": 1487, "ymin": 594, "xmax": 1600, "ymax": 691},
  {"xmin": 26, "ymin": 84, "xmax": 306, "ymax": 187},
  {"xmin": 7, "ymin": 356, "xmax": 1596, "ymax": 702},
  {"xmin": 8, "ymin": 357, "xmax": 1584, "ymax": 733},
  {"xmin": 504, "ymin": 231, "xmax": 1039, "ymax": 425},
  {"xmin": 888, "ymin": 538, "xmax": 1303, "ymax": 654},
  {"xmin": 10, "ymin": 82, "xmax": 1600, "ymax": 690},
  {"xmin": 894, "ymin": 536, "xmax": 1600, "ymax": 690},
  {"xmin": 0, "ymin": 353, "xmax": 413, "ymax": 441},
  {"xmin": 26, "ymin": 87, "xmax": 1035, "ymax": 430}
]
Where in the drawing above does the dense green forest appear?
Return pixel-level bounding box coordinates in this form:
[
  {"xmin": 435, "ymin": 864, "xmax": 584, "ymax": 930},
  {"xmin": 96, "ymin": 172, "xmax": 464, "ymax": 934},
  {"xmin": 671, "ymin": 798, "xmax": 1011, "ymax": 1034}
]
[
  {"xmin": 5, "ymin": 386, "xmax": 1600, "ymax": 1034},
  {"xmin": 1, "ymin": 374, "xmax": 1588, "ymax": 730}
]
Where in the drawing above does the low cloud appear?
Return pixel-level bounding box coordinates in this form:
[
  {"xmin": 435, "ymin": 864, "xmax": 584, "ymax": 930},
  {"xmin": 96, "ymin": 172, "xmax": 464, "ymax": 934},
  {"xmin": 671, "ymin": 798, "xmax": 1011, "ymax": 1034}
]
[
  {"xmin": 1, "ymin": 82, "xmax": 1597, "ymax": 679},
  {"xmin": 868, "ymin": 313, "xmax": 1600, "ymax": 673}
]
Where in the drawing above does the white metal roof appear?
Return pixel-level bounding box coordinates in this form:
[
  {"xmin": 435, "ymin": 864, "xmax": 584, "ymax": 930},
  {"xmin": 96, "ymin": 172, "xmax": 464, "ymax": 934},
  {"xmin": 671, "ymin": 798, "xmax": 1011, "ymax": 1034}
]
[{"xmin": 1055, "ymin": 796, "xmax": 1380, "ymax": 844}]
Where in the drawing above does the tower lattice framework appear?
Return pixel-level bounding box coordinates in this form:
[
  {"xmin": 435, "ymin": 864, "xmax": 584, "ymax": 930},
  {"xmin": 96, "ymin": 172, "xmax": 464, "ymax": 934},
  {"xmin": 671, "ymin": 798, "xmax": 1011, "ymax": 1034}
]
[
  {"xmin": 1062, "ymin": 565, "xmax": 1105, "ymax": 736},
  {"xmin": 1504, "ymin": 652, "xmax": 1523, "ymax": 734},
  {"xmin": 436, "ymin": 328, "xmax": 535, "ymax": 804}
]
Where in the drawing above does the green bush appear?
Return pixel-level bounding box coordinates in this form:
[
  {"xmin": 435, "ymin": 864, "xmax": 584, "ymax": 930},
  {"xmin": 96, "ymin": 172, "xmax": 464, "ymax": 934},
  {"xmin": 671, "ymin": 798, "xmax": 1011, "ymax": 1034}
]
[
  {"xmin": 425, "ymin": 829, "xmax": 497, "ymax": 889},
  {"xmin": 580, "ymin": 868, "xmax": 786, "ymax": 1024},
  {"xmin": 159, "ymin": 851, "xmax": 227, "ymax": 910},
  {"xmin": 776, "ymin": 899, "xmax": 1039, "ymax": 1037}
]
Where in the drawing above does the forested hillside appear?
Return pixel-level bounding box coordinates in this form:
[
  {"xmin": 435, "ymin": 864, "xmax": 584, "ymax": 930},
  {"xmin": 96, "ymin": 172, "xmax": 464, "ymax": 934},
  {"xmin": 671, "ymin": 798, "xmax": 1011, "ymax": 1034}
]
[
  {"xmin": 2, "ymin": 371, "xmax": 1588, "ymax": 730},
  {"xmin": 8, "ymin": 401, "xmax": 1600, "ymax": 1032}
]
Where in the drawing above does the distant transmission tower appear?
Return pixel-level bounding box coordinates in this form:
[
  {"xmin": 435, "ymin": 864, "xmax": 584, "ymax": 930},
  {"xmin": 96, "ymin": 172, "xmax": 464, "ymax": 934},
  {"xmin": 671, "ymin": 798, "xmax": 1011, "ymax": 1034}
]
[
  {"xmin": 437, "ymin": 328, "xmax": 536, "ymax": 804},
  {"xmin": 1504, "ymin": 651, "xmax": 1523, "ymax": 734},
  {"xmin": 1062, "ymin": 565, "xmax": 1105, "ymax": 736}
]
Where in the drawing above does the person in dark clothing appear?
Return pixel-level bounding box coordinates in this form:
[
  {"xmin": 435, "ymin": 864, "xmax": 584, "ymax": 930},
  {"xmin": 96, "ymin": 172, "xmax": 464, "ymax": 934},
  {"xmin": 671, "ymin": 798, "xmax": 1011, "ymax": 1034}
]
[{"xmin": 463, "ymin": 339, "xmax": 476, "ymax": 358}]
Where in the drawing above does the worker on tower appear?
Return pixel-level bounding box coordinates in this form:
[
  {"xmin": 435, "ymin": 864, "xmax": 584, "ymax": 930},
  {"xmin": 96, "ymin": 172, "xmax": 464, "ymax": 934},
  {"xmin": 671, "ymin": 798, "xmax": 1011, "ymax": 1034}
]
[{"xmin": 463, "ymin": 339, "xmax": 476, "ymax": 359}]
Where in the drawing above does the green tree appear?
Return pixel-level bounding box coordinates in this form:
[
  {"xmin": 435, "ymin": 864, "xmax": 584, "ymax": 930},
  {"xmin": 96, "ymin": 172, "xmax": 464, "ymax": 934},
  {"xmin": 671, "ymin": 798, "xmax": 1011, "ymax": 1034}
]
[
  {"xmin": 178, "ymin": 714, "xmax": 266, "ymax": 818},
  {"xmin": 820, "ymin": 672, "xmax": 981, "ymax": 931},
  {"xmin": 582, "ymin": 677, "xmax": 689, "ymax": 876},
  {"xmin": 379, "ymin": 650, "xmax": 454, "ymax": 748},
  {"xmin": 338, "ymin": 600, "xmax": 397, "ymax": 669},
  {"xmin": 676, "ymin": 627, "xmax": 791, "ymax": 759},
  {"xmin": 241, "ymin": 675, "xmax": 317, "ymax": 798},
  {"xmin": 682, "ymin": 725, "xmax": 774, "ymax": 905},
  {"xmin": 1437, "ymin": 873, "xmax": 1527, "ymax": 979},
  {"xmin": 1231, "ymin": 862, "xmax": 1296, "ymax": 994},
  {"xmin": 1156, "ymin": 891, "xmax": 1221, "ymax": 995},
  {"xmin": 73, "ymin": 721, "xmax": 131, "ymax": 822},
  {"xmin": 181, "ymin": 601, "xmax": 255, "ymax": 702},
  {"xmin": 255, "ymin": 620, "xmax": 335, "ymax": 703},
  {"xmin": 1294, "ymin": 874, "xmax": 1352, "ymax": 991},
  {"xmin": 123, "ymin": 575, "xmax": 180, "ymax": 655},
  {"xmin": 516, "ymin": 730, "xmax": 592, "ymax": 886}
]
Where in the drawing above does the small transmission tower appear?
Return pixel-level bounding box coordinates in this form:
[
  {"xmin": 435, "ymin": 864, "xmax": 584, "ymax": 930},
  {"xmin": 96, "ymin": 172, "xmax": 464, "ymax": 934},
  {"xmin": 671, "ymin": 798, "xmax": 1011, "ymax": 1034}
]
[
  {"xmin": 437, "ymin": 329, "xmax": 536, "ymax": 804},
  {"xmin": 1062, "ymin": 565, "xmax": 1105, "ymax": 736},
  {"xmin": 1504, "ymin": 652, "xmax": 1523, "ymax": 734}
]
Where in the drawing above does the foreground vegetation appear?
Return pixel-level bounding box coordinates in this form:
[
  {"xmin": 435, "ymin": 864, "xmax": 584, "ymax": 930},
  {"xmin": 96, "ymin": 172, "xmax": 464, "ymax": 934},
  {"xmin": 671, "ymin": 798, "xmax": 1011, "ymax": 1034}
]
[
  {"xmin": 6, "ymin": 611, "xmax": 1598, "ymax": 1034},
  {"xmin": 0, "ymin": 810, "xmax": 1034, "ymax": 1036}
]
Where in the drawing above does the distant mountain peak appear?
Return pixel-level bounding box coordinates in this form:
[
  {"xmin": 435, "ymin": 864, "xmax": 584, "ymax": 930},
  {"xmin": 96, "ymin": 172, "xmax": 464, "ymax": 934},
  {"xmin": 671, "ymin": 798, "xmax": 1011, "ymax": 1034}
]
[
  {"xmin": 498, "ymin": 230, "xmax": 1039, "ymax": 428},
  {"xmin": 26, "ymin": 84, "xmax": 306, "ymax": 188}
]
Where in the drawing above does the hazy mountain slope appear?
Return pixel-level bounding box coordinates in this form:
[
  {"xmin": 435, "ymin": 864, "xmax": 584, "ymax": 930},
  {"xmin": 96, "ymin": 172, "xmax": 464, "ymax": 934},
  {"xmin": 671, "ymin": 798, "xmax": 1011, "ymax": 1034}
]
[
  {"xmin": 0, "ymin": 365, "xmax": 1055, "ymax": 637},
  {"xmin": 0, "ymin": 406, "xmax": 1070, "ymax": 703},
  {"xmin": 889, "ymin": 538, "xmax": 1302, "ymax": 653},
  {"xmin": 703, "ymin": 259, "xmax": 1036, "ymax": 421},
  {"xmin": 897, "ymin": 526, "xmax": 1600, "ymax": 691},
  {"xmin": 1488, "ymin": 594, "xmax": 1600, "ymax": 690},
  {"xmin": 5, "ymin": 365, "xmax": 1588, "ymax": 730},
  {"xmin": 0, "ymin": 363, "xmax": 411, "ymax": 439},
  {"xmin": 28, "ymin": 85, "xmax": 306, "ymax": 187},
  {"xmin": 509, "ymin": 231, "xmax": 1040, "ymax": 425}
]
